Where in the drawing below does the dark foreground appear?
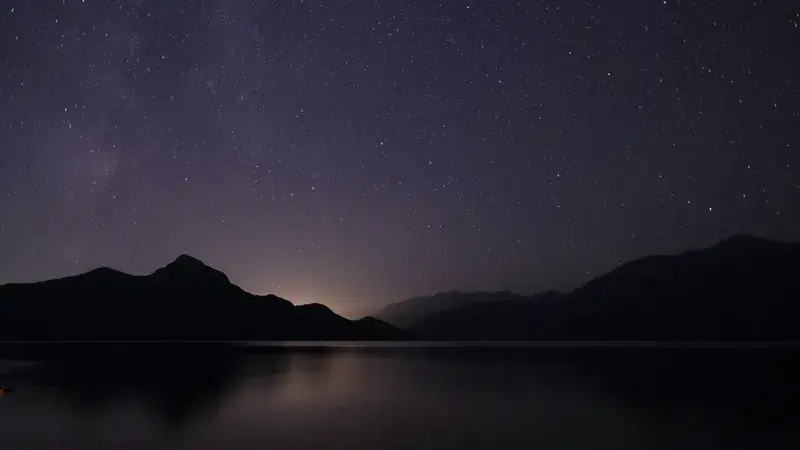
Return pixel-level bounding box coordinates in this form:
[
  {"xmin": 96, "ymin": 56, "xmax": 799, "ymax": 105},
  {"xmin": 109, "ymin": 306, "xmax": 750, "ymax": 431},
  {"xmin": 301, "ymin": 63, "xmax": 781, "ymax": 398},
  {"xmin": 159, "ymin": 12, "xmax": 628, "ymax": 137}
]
[{"xmin": 0, "ymin": 343, "xmax": 798, "ymax": 450}]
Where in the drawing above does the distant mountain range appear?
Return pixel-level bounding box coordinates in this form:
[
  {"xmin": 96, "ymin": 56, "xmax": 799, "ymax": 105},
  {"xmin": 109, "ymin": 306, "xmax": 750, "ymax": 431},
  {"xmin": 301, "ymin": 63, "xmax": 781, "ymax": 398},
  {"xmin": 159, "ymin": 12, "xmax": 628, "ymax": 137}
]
[
  {"xmin": 0, "ymin": 254, "xmax": 405, "ymax": 341},
  {"xmin": 377, "ymin": 235, "xmax": 800, "ymax": 341},
  {"xmin": 1, "ymin": 235, "xmax": 798, "ymax": 342},
  {"xmin": 374, "ymin": 290, "xmax": 563, "ymax": 329}
]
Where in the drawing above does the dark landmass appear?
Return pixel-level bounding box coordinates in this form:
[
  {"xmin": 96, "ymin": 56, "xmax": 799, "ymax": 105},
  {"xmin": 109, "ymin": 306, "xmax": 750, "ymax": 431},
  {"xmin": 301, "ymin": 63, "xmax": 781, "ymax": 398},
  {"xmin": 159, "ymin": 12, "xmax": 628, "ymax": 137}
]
[
  {"xmin": 1, "ymin": 235, "xmax": 798, "ymax": 342},
  {"xmin": 374, "ymin": 290, "xmax": 563, "ymax": 329},
  {"xmin": 0, "ymin": 255, "xmax": 406, "ymax": 341},
  {"xmin": 411, "ymin": 235, "xmax": 800, "ymax": 341}
]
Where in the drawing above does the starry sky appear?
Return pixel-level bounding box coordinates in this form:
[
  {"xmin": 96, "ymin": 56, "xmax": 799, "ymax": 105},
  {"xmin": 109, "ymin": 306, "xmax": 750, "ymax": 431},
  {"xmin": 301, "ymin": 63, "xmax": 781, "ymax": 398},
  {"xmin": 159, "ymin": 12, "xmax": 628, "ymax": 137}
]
[{"xmin": 0, "ymin": 0, "xmax": 798, "ymax": 317}]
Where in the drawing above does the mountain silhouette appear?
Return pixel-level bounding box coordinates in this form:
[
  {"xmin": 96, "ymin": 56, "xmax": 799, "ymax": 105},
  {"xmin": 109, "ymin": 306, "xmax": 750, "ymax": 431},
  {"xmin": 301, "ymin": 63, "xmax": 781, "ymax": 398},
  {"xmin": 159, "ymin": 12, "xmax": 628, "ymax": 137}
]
[
  {"xmin": 152, "ymin": 253, "xmax": 232, "ymax": 285},
  {"xmin": 374, "ymin": 290, "xmax": 563, "ymax": 329},
  {"xmin": 0, "ymin": 255, "xmax": 405, "ymax": 341},
  {"xmin": 412, "ymin": 235, "xmax": 800, "ymax": 341},
  {"xmin": 2, "ymin": 235, "xmax": 798, "ymax": 342}
]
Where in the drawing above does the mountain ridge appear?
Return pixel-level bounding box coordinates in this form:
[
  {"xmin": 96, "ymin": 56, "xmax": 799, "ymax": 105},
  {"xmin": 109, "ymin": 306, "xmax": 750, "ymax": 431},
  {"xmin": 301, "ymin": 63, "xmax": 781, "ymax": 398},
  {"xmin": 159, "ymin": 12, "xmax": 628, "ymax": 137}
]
[
  {"xmin": 1, "ymin": 234, "xmax": 798, "ymax": 342},
  {"xmin": 411, "ymin": 235, "xmax": 800, "ymax": 341},
  {"xmin": 373, "ymin": 289, "xmax": 555, "ymax": 329},
  {"xmin": 0, "ymin": 255, "xmax": 404, "ymax": 341}
]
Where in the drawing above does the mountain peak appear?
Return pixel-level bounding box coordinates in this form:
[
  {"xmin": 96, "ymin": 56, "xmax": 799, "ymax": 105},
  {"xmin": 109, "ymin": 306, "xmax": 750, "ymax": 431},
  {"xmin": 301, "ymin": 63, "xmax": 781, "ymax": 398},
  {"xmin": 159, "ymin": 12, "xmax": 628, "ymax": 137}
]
[
  {"xmin": 298, "ymin": 303, "xmax": 335, "ymax": 314},
  {"xmin": 151, "ymin": 254, "xmax": 230, "ymax": 285},
  {"xmin": 171, "ymin": 253, "xmax": 207, "ymax": 268},
  {"xmin": 87, "ymin": 266, "xmax": 124, "ymax": 276}
]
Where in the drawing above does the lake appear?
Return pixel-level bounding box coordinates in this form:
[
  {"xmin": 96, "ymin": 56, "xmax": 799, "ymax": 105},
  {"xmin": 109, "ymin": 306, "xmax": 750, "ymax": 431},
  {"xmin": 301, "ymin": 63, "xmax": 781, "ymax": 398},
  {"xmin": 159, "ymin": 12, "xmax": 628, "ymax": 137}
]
[{"xmin": 0, "ymin": 343, "xmax": 798, "ymax": 450}]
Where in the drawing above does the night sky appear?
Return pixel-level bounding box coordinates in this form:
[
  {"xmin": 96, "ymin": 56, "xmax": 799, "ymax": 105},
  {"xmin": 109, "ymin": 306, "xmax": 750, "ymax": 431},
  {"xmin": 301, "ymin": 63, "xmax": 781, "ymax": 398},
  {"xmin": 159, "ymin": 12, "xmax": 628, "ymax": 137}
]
[{"xmin": 0, "ymin": 1, "xmax": 798, "ymax": 317}]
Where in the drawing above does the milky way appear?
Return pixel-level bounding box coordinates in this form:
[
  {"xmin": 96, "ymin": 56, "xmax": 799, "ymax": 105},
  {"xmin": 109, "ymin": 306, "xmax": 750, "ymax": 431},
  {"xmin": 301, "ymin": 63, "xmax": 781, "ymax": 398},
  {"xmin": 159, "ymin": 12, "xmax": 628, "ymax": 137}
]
[{"xmin": 0, "ymin": 1, "xmax": 798, "ymax": 316}]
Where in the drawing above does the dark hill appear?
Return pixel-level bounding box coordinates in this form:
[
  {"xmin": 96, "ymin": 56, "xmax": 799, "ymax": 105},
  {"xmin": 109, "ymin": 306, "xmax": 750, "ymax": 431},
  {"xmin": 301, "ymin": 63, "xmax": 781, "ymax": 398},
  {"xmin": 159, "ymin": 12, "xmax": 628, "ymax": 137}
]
[
  {"xmin": 0, "ymin": 256, "xmax": 405, "ymax": 341},
  {"xmin": 413, "ymin": 236, "xmax": 800, "ymax": 341},
  {"xmin": 374, "ymin": 290, "xmax": 558, "ymax": 329}
]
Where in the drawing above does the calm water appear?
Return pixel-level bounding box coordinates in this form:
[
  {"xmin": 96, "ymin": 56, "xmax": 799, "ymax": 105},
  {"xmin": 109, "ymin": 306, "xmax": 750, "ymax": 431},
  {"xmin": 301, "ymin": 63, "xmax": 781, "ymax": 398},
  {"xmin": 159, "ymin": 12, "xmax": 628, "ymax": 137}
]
[{"xmin": 0, "ymin": 343, "xmax": 798, "ymax": 450}]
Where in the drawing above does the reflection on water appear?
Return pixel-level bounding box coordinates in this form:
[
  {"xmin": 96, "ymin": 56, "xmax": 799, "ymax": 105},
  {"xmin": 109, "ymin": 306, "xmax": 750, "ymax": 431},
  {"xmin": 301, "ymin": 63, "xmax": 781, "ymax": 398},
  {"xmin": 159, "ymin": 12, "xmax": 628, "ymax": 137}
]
[{"xmin": 0, "ymin": 344, "xmax": 798, "ymax": 450}]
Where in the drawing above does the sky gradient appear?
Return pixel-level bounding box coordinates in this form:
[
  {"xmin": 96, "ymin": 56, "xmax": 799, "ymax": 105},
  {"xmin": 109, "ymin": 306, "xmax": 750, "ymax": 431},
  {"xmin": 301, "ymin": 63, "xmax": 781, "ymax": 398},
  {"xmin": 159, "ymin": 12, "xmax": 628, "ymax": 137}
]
[{"xmin": 1, "ymin": 0, "xmax": 798, "ymax": 317}]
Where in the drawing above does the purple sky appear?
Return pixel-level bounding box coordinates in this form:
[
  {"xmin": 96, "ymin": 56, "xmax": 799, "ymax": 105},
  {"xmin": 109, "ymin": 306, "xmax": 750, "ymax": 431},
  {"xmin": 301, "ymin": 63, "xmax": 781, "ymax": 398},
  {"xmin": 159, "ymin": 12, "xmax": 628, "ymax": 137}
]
[{"xmin": 0, "ymin": 0, "xmax": 798, "ymax": 317}]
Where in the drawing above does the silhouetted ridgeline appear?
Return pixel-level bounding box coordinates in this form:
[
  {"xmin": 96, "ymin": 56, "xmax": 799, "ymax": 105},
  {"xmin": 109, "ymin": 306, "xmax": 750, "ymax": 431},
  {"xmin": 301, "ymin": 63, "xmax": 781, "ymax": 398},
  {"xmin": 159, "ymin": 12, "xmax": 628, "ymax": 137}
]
[
  {"xmin": 1, "ymin": 235, "xmax": 798, "ymax": 342},
  {"xmin": 0, "ymin": 255, "xmax": 406, "ymax": 341},
  {"xmin": 407, "ymin": 236, "xmax": 800, "ymax": 341},
  {"xmin": 374, "ymin": 290, "xmax": 563, "ymax": 329}
]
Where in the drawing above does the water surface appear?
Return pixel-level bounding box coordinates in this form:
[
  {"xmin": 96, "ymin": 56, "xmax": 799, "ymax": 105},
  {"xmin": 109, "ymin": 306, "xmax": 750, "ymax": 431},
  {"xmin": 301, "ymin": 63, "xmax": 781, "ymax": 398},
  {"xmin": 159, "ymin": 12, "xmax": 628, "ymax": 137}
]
[{"xmin": 0, "ymin": 343, "xmax": 797, "ymax": 450}]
